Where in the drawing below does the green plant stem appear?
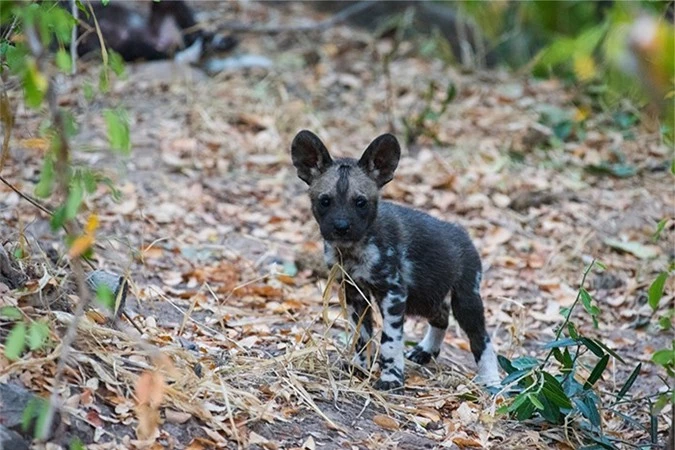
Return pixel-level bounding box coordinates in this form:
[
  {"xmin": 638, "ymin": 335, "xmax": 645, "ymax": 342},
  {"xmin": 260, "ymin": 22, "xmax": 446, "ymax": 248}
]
[{"xmin": 542, "ymin": 259, "xmax": 596, "ymax": 367}]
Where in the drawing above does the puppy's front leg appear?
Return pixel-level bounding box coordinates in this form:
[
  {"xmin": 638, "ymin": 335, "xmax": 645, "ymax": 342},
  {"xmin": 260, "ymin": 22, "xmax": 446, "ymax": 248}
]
[
  {"xmin": 344, "ymin": 282, "xmax": 373, "ymax": 372},
  {"xmin": 375, "ymin": 284, "xmax": 407, "ymax": 391}
]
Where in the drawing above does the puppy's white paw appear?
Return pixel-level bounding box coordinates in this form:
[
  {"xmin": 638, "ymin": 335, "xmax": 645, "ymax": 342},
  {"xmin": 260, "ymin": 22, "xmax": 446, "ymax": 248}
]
[{"xmin": 475, "ymin": 341, "xmax": 501, "ymax": 388}]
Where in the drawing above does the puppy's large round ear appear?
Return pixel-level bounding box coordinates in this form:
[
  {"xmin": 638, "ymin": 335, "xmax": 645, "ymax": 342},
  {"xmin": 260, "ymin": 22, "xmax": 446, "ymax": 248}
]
[
  {"xmin": 358, "ymin": 133, "xmax": 400, "ymax": 188},
  {"xmin": 291, "ymin": 130, "xmax": 333, "ymax": 185}
]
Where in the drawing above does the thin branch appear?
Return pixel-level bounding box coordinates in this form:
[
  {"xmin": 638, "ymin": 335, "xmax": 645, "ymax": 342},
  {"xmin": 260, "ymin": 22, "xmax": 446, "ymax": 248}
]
[
  {"xmin": 0, "ymin": 174, "xmax": 54, "ymax": 216},
  {"xmin": 542, "ymin": 259, "xmax": 596, "ymax": 367},
  {"xmin": 70, "ymin": 0, "xmax": 78, "ymax": 75},
  {"xmin": 23, "ymin": 19, "xmax": 91, "ymax": 441},
  {"xmin": 217, "ymin": 1, "xmax": 374, "ymax": 34},
  {"xmin": 40, "ymin": 257, "xmax": 90, "ymax": 440}
]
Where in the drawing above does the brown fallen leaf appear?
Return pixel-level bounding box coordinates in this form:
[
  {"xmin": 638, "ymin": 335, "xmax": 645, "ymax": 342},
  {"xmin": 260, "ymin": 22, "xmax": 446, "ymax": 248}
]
[
  {"xmin": 68, "ymin": 234, "xmax": 94, "ymax": 259},
  {"xmin": 454, "ymin": 403, "xmax": 478, "ymax": 426},
  {"xmin": 135, "ymin": 403, "xmax": 161, "ymax": 441},
  {"xmin": 135, "ymin": 371, "xmax": 165, "ymax": 441},
  {"xmin": 165, "ymin": 409, "xmax": 192, "ymax": 424},
  {"xmin": 186, "ymin": 438, "xmax": 219, "ymax": 450},
  {"xmin": 373, "ymin": 414, "xmax": 399, "ymax": 431},
  {"xmin": 85, "ymin": 310, "xmax": 107, "ymax": 324},
  {"xmin": 453, "ymin": 436, "xmax": 483, "ymax": 448}
]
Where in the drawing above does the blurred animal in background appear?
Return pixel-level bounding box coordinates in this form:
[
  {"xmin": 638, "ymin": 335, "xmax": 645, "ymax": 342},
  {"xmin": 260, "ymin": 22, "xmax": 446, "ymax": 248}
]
[{"xmin": 70, "ymin": 0, "xmax": 237, "ymax": 63}]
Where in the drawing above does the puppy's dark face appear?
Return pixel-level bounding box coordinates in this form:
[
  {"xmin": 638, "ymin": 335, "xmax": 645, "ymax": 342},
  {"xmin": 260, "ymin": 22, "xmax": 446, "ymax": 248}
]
[{"xmin": 291, "ymin": 131, "xmax": 401, "ymax": 244}]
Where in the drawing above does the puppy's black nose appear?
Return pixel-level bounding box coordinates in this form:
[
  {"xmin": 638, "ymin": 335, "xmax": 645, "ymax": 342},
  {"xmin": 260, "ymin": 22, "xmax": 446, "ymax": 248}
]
[{"xmin": 334, "ymin": 219, "xmax": 350, "ymax": 235}]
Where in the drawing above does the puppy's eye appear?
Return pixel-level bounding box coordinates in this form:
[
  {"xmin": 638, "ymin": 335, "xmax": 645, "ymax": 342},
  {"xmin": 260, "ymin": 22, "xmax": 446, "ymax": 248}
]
[
  {"xmin": 355, "ymin": 197, "xmax": 367, "ymax": 208},
  {"xmin": 320, "ymin": 196, "xmax": 331, "ymax": 207}
]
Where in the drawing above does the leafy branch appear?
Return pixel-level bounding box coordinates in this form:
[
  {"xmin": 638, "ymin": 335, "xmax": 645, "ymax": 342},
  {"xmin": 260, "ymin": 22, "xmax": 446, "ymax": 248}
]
[{"xmin": 497, "ymin": 259, "xmax": 652, "ymax": 449}]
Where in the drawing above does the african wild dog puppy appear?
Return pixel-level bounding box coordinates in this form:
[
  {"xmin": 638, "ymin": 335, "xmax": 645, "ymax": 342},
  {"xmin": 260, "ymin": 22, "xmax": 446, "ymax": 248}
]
[{"xmin": 291, "ymin": 130, "xmax": 500, "ymax": 391}]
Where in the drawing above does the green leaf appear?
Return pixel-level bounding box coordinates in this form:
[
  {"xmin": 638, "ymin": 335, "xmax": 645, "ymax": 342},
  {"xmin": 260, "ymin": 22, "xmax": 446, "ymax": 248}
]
[
  {"xmin": 21, "ymin": 397, "xmax": 38, "ymax": 432},
  {"xmin": 34, "ymin": 155, "xmax": 55, "ymax": 198},
  {"xmin": 567, "ymin": 322, "xmax": 579, "ymax": 339},
  {"xmin": 23, "ymin": 60, "xmax": 47, "ymax": 108},
  {"xmin": 560, "ymin": 306, "xmax": 571, "ymax": 320},
  {"xmin": 585, "ymin": 162, "xmax": 637, "ymax": 178},
  {"xmin": 33, "ymin": 397, "xmax": 50, "ymax": 439},
  {"xmin": 103, "ymin": 109, "xmax": 131, "ymax": 154},
  {"xmin": 43, "ymin": 7, "xmax": 76, "ymax": 44},
  {"xmin": 70, "ymin": 437, "xmax": 86, "ymax": 450},
  {"xmin": 580, "ymin": 337, "xmax": 606, "ymax": 358},
  {"xmin": 592, "ymin": 339, "xmax": 626, "ymax": 364},
  {"xmin": 593, "ymin": 260, "xmax": 607, "ymax": 271},
  {"xmin": 543, "ymin": 338, "xmax": 577, "ymax": 349},
  {"xmin": 584, "ymin": 354, "xmax": 609, "ymax": 389},
  {"xmin": 527, "ymin": 393, "xmax": 544, "ymax": 410},
  {"xmin": 5, "ymin": 322, "xmax": 26, "ymax": 360},
  {"xmin": 62, "ymin": 109, "xmax": 78, "ymax": 137},
  {"xmin": 55, "ymin": 49, "xmax": 72, "ymax": 73},
  {"xmin": 552, "ymin": 348, "xmax": 574, "ymax": 371},
  {"xmin": 99, "ymin": 66, "xmax": 110, "ymax": 93},
  {"xmin": 498, "ymin": 354, "xmax": 515, "ymax": 373},
  {"xmin": 95, "ymin": 283, "xmax": 114, "ymax": 310},
  {"xmin": 507, "ymin": 392, "xmax": 529, "ymax": 413},
  {"xmin": 658, "ymin": 313, "xmax": 672, "ymax": 330},
  {"xmin": 514, "ymin": 396, "xmax": 537, "ymax": 420},
  {"xmin": 603, "ymin": 238, "xmax": 658, "ymax": 259},
  {"xmin": 616, "ymin": 363, "xmax": 641, "ymax": 401},
  {"xmin": 83, "ymin": 82, "xmax": 95, "ymax": 102},
  {"xmin": 50, "ymin": 205, "xmax": 67, "ymax": 231},
  {"xmin": 0, "ymin": 306, "xmax": 23, "ymax": 320},
  {"xmin": 541, "ymin": 372, "xmax": 573, "ymax": 409},
  {"xmin": 75, "ymin": 0, "xmax": 89, "ymax": 16},
  {"xmin": 511, "ymin": 356, "xmax": 540, "ymax": 370},
  {"xmin": 81, "ymin": 170, "xmax": 98, "ymax": 193},
  {"xmin": 5, "ymin": 43, "xmax": 28, "ymax": 73},
  {"xmin": 21, "ymin": 396, "xmax": 50, "ymax": 438},
  {"xmin": 534, "ymin": 36, "xmax": 576, "ymax": 73},
  {"xmin": 580, "ymin": 288, "xmax": 595, "ymax": 315},
  {"xmin": 108, "ymin": 50, "xmax": 125, "ymax": 77},
  {"xmin": 583, "ymin": 395, "xmax": 602, "ymax": 427},
  {"xmin": 613, "ymin": 110, "xmax": 638, "ymax": 129},
  {"xmin": 502, "ymin": 368, "xmax": 532, "ymax": 386},
  {"xmin": 553, "ymin": 121, "xmax": 573, "ymax": 141},
  {"xmin": 64, "ymin": 181, "xmax": 84, "ymax": 220},
  {"xmin": 652, "ymin": 218, "xmax": 668, "ymax": 242},
  {"xmin": 648, "ymin": 272, "xmax": 669, "ymax": 310},
  {"xmin": 651, "ymin": 349, "xmax": 674, "ymax": 367},
  {"xmin": 538, "ymin": 395, "xmax": 563, "ymax": 424},
  {"xmin": 652, "ymin": 392, "xmax": 671, "ymax": 415},
  {"xmin": 28, "ymin": 321, "xmax": 50, "ymax": 351},
  {"xmin": 495, "ymin": 404, "xmax": 509, "ymax": 416}
]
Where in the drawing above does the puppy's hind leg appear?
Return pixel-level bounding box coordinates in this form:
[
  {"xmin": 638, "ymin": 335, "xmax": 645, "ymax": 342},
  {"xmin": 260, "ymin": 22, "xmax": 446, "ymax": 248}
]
[{"xmin": 451, "ymin": 273, "xmax": 500, "ymax": 387}]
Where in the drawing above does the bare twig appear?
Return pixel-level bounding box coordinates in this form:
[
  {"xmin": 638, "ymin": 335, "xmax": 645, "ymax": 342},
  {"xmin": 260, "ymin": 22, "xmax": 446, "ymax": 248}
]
[
  {"xmin": 40, "ymin": 257, "xmax": 90, "ymax": 440},
  {"xmin": 0, "ymin": 85, "xmax": 13, "ymax": 172},
  {"xmin": 0, "ymin": 174, "xmax": 54, "ymax": 216},
  {"xmin": 70, "ymin": 0, "xmax": 78, "ymax": 75},
  {"xmin": 218, "ymin": 1, "xmax": 374, "ymax": 34},
  {"xmin": 23, "ymin": 19, "xmax": 94, "ymax": 440}
]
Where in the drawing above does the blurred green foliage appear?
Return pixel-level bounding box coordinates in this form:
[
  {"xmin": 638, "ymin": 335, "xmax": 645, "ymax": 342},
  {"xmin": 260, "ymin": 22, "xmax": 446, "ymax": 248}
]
[{"xmin": 455, "ymin": 0, "xmax": 674, "ymax": 143}]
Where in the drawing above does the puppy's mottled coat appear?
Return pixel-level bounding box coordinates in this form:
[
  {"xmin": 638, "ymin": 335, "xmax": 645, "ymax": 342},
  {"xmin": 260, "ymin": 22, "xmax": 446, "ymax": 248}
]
[{"xmin": 292, "ymin": 130, "xmax": 500, "ymax": 390}]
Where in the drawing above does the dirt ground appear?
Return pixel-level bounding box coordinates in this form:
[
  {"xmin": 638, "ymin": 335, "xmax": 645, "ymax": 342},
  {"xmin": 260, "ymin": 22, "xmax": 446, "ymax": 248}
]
[{"xmin": 0, "ymin": 2, "xmax": 673, "ymax": 449}]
